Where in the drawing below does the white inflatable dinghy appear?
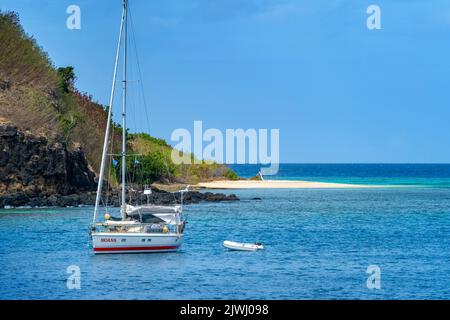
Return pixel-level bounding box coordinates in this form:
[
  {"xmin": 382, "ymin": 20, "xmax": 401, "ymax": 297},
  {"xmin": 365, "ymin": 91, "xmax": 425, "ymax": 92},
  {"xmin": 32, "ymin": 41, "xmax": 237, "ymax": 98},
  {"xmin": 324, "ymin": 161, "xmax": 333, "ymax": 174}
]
[{"xmin": 223, "ymin": 240, "xmax": 264, "ymax": 251}]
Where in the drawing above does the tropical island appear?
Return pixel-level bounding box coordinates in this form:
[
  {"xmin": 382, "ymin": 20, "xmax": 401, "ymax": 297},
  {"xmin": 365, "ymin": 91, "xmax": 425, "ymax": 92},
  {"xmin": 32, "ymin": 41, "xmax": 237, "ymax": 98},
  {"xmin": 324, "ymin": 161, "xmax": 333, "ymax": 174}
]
[{"xmin": 0, "ymin": 11, "xmax": 239, "ymax": 208}]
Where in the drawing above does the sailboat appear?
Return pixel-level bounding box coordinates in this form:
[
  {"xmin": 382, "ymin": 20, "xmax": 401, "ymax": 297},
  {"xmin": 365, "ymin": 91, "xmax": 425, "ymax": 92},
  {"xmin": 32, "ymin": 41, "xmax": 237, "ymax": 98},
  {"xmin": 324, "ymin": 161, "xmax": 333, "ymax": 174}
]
[{"xmin": 90, "ymin": 0, "xmax": 186, "ymax": 254}]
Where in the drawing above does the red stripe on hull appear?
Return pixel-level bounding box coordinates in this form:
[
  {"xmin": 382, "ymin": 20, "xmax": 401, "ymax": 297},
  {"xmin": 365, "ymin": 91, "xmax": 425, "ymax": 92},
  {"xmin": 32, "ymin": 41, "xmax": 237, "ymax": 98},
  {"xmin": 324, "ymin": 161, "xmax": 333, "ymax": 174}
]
[{"xmin": 94, "ymin": 245, "xmax": 179, "ymax": 252}]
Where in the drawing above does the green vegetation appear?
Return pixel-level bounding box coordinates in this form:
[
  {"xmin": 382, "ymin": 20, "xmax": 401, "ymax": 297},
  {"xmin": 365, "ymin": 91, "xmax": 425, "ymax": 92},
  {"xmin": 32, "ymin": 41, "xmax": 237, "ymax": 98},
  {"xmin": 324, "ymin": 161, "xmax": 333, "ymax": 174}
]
[
  {"xmin": 57, "ymin": 66, "xmax": 76, "ymax": 93},
  {"xmin": 116, "ymin": 151, "xmax": 176, "ymax": 185},
  {"xmin": 224, "ymin": 169, "xmax": 239, "ymax": 180},
  {"xmin": 126, "ymin": 133, "xmax": 234, "ymax": 184},
  {"xmin": 133, "ymin": 133, "xmax": 170, "ymax": 148},
  {"xmin": 0, "ymin": 12, "xmax": 57, "ymax": 90},
  {"xmin": 0, "ymin": 11, "xmax": 238, "ymax": 185}
]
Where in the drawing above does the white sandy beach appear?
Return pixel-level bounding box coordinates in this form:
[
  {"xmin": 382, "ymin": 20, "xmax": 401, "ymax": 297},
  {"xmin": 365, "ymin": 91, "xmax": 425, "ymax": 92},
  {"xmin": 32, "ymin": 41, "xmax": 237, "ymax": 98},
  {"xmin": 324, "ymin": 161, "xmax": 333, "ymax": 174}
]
[{"xmin": 196, "ymin": 180, "xmax": 382, "ymax": 189}]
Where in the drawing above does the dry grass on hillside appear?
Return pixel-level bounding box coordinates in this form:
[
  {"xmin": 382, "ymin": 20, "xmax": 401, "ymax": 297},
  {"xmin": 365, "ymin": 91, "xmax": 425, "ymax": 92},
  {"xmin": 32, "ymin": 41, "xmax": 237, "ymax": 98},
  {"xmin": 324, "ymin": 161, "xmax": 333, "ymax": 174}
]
[
  {"xmin": 0, "ymin": 87, "xmax": 60, "ymax": 139},
  {"xmin": 0, "ymin": 12, "xmax": 57, "ymax": 91}
]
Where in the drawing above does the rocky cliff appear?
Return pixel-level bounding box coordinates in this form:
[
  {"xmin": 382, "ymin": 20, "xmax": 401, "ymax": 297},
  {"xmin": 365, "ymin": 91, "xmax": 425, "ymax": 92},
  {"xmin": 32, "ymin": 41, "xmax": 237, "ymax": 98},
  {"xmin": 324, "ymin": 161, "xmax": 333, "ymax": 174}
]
[
  {"xmin": 0, "ymin": 123, "xmax": 240, "ymax": 208},
  {"xmin": 0, "ymin": 123, "xmax": 97, "ymax": 206}
]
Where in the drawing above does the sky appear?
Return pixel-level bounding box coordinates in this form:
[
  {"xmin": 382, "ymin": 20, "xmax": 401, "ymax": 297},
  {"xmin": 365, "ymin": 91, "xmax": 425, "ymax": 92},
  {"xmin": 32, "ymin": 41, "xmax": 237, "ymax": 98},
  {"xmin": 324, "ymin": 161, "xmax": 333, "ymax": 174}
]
[{"xmin": 1, "ymin": 0, "xmax": 450, "ymax": 163}]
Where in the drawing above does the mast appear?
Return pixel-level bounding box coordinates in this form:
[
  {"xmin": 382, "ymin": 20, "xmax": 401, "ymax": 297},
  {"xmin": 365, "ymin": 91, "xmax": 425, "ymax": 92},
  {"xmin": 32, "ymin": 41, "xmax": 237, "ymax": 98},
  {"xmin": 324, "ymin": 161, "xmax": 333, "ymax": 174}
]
[
  {"xmin": 121, "ymin": 0, "xmax": 128, "ymax": 219},
  {"xmin": 92, "ymin": 2, "xmax": 126, "ymax": 226}
]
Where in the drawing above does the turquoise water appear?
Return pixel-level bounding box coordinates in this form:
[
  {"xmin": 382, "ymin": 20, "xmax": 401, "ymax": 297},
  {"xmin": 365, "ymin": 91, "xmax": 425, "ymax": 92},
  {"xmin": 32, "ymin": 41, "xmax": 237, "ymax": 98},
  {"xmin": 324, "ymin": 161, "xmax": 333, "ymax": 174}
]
[
  {"xmin": 230, "ymin": 164, "xmax": 450, "ymax": 187},
  {"xmin": 1, "ymin": 186, "xmax": 450, "ymax": 299}
]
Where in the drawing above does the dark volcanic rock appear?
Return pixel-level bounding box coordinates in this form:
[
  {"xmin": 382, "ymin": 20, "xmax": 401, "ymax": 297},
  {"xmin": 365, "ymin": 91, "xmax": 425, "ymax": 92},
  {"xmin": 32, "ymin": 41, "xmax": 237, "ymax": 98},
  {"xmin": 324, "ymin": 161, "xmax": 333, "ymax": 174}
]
[
  {"xmin": 101, "ymin": 187, "xmax": 240, "ymax": 207},
  {"xmin": 203, "ymin": 192, "xmax": 239, "ymax": 202},
  {"xmin": 0, "ymin": 192, "xmax": 97, "ymax": 208},
  {"xmin": 0, "ymin": 186, "xmax": 239, "ymax": 208},
  {"xmin": 0, "ymin": 192, "xmax": 29, "ymax": 207},
  {"xmin": 0, "ymin": 124, "xmax": 240, "ymax": 208},
  {"xmin": 0, "ymin": 123, "xmax": 96, "ymax": 198}
]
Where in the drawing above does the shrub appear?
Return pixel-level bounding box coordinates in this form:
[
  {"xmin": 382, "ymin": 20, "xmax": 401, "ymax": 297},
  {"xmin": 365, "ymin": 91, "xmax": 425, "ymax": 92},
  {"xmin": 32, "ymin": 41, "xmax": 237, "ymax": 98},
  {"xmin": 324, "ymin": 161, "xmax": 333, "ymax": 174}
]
[
  {"xmin": 133, "ymin": 132, "xmax": 169, "ymax": 147},
  {"xmin": 116, "ymin": 151, "xmax": 176, "ymax": 184},
  {"xmin": 57, "ymin": 66, "xmax": 76, "ymax": 93},
  {"xmin": 224, "ymin": 169, "xmax": 239, "ymax": 180}
]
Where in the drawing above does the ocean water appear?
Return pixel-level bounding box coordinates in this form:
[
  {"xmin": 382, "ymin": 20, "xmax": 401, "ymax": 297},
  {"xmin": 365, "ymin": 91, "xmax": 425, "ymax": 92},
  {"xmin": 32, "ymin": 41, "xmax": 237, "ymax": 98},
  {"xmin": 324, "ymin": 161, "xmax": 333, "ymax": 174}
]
[
  {"xmin": 1, "ymin": 164, "xmax": 450, "ymax": 299},
  {"xmin": 230, "ymin": 163, "xmax": 450, "ymax": 187}
]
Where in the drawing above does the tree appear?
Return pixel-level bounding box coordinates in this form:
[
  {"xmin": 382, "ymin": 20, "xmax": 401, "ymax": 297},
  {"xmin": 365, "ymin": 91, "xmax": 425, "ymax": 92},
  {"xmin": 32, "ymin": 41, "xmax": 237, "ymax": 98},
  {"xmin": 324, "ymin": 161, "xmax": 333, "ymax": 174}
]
[
  {"xmin": 117, "ymin": 151, "xmax": 175, "ymax": 184},
  {"xmin": 57, "ymin": 66, "xmax": 76, "ymax": 93}
]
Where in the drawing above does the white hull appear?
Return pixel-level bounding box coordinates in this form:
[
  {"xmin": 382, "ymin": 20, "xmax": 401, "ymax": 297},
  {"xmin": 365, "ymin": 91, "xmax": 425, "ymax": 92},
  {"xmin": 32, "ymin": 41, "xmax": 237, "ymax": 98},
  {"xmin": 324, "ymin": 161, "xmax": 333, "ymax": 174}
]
[
  {"xmin": 223, "ymin": 240, "xmax": 264, "ymax": 251},
  {"xmin": 92, "ymin": 232, "xmax": 183, "ymax": 254}
]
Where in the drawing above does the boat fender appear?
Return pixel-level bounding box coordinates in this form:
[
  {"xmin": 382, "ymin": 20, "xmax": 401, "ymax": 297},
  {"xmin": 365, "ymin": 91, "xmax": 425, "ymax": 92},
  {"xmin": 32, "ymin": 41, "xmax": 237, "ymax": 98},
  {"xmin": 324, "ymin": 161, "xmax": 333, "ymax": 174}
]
[{"xmin": 105, "ymin": 213, "xmax": 111, "ymax": 220}]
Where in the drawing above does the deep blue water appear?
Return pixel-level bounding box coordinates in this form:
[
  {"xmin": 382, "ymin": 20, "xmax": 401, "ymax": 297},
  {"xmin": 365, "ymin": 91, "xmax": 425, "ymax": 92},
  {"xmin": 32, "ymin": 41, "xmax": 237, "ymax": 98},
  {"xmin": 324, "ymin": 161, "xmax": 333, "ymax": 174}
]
[
  {"xmin": 229, "ymin": 163, "xmax": 450, "ymax": 187},
  {"xmin": 1, "ymin": 164, "xmax": 450, "ymax": 299}
]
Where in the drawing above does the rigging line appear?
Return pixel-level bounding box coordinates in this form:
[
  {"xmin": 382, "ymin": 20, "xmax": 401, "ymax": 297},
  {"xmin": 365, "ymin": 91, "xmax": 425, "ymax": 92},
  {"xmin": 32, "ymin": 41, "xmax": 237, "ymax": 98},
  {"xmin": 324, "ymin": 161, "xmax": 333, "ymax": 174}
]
[
  {"xmin": 128, "ymin": 5, "xmax": 151, "ymax": 134},
  {"xmin": 129, "ymin": 5, "xmax": 179, "ymax": 204},
  {"xmin": 93, "ymin": 3, "xmax": 125, "ymax": 225},
  {"xmin": 100, "ymin": 121, "xmax": 113, "ymax": 212},
  {"xmin": 128, "ymin": 117, "xmax": 138, "ymax": 205},
  {"xmin": 105, "ymin": 113, "xmax": 116, "ymax": 212},
  {"xmin": 127, "ymin": 8, "xmax": 150, "ymax": 201},
  {"xmin": 127, "ymin": 34, "xmax": 135, "ymax": 131},
  {"xmin": 127, "ymin": 50, "xmax": 137, "ymax": 195},
  {"xmin": 129, "ymin": 58, "xmax": 140, "ymax": 144}
]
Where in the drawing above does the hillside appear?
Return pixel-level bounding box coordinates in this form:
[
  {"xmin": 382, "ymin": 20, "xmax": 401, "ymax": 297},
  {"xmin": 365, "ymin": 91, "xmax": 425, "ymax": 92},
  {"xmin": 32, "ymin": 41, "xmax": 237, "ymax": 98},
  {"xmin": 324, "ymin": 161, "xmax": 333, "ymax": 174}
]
[
  {"xmin": 0, "ymin": 12, "xmax": 115, "ymax": 175},
  {"xmin": 0, "ymin": 11, "xmax": 237, "ymax": 200}
]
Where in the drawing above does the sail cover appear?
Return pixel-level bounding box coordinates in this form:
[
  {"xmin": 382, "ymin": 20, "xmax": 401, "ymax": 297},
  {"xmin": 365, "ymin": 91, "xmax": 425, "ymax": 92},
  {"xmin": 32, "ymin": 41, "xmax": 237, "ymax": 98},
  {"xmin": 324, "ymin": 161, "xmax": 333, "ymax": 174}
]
[
  {"xmin": 126, "ymin": 204, "xmax": 181, "ymax": 214},
  {"xmin": 126, "ymin": 204, "xmax": 181, "ymax": 225}
]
